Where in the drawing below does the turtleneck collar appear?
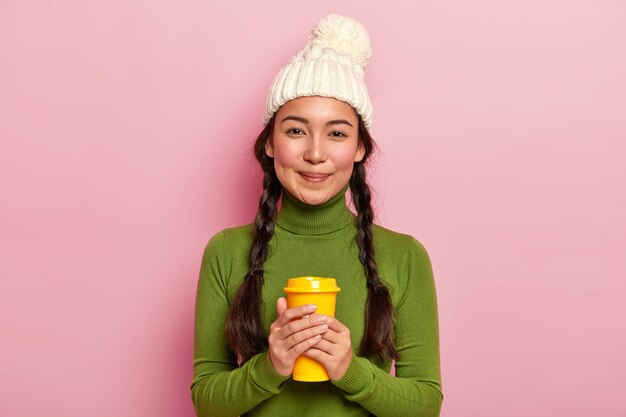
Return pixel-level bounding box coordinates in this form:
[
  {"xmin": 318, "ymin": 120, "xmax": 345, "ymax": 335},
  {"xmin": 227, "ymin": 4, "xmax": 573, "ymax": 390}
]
[{"xmin": 275, "ymin": 185, "xmax": 355, "ymax": 236}]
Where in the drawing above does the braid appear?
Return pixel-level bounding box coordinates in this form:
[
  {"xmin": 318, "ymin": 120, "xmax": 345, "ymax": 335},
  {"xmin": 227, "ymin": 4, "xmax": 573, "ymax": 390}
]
[
  {"xmin": 351, "ymin": 123, "xmax": 399, "ymax": 361},
  {"xmin": 225, "ymin": 120, "xmax": 281, "ymax": 364},
  {"xmin": 248, "ymin": 169, "xmax": 281, "ymax": 274}
]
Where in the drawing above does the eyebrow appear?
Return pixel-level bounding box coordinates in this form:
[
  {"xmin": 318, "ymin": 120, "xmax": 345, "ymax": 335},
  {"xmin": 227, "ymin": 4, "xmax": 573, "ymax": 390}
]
[{"xmin": 280, "ymin": 115, "xmax": 354, "ymax": 128}]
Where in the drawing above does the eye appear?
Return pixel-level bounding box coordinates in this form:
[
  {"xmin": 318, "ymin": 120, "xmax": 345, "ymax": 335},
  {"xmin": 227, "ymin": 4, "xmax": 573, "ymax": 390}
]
[
  {"xmin": 330, "ymin": 131, "xmax": 347, "ymax": 138},
  {"xmin": 287, "ymin": 128, "xmax": 305, "ymax": 135}
]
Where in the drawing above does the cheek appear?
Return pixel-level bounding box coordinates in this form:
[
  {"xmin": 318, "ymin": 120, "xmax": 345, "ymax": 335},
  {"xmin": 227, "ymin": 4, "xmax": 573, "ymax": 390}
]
[
  {"xmin": 332, "ymin": 147, "xmax": 360, "ymax": 171},
  {"xmin": 272, "ymin": 142, "xmax": 300, "ymax": 169}
]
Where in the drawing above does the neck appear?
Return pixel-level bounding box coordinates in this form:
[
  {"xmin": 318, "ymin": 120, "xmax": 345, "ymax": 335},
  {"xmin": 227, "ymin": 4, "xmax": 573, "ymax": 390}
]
[{"xmin": 275, "ymin": 186, "xmax": 355, "ymax": 235}]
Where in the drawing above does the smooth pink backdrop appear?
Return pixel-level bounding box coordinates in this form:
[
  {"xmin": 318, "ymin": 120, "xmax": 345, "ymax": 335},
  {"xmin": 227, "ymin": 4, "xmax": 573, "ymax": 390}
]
[{"xmin": 1, "ymin": 1, "xmax": 625, "ymax": 416}]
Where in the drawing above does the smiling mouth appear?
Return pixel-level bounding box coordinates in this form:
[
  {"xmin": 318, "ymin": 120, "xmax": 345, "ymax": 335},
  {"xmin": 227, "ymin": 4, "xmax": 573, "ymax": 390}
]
[{"xmin": 299, "ymin": 172, "xmax": 331, "ymax": 182}]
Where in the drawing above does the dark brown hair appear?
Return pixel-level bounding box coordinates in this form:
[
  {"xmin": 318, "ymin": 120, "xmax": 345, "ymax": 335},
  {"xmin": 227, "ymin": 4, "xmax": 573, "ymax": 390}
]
[{"xmin": 225, "ymin": 114, "xmax": 398, "ymax": 363}]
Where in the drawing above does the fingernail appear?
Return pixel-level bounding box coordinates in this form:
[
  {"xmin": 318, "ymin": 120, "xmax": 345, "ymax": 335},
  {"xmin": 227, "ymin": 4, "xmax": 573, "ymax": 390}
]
[
  {"xmin": 315, "ymin": 315, "xmax": 327, "ymax": 323},
  {"xmin": 317, "ymin": 324, "xmax": 328, "ymax": 333},
  {"xmin": 307, "ymin": 304, "xmax": 317, "ymax": 311}
]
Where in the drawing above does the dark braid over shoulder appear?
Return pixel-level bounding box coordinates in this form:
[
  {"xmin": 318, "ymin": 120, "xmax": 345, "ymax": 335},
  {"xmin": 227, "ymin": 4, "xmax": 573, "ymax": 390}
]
[
  {"xmin": 350, "ymin": 162, "xmax": 399, "ymax": 361},
  {"xmin": 225, "ymin": 121, "xmax": 281, "ymax": 364}
]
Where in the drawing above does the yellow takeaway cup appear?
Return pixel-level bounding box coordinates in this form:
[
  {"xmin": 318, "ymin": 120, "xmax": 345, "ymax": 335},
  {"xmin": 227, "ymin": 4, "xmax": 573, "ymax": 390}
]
[{"xmin": 283, "ymin": 276, "xmax": 341, "ymax": 382}]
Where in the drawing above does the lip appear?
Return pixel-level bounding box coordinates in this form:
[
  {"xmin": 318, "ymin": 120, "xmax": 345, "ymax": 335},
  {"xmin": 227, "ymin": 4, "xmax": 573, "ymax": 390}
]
[{"xmin": 299, "ymin": 172, "xmax": 331, "ymax": 182}]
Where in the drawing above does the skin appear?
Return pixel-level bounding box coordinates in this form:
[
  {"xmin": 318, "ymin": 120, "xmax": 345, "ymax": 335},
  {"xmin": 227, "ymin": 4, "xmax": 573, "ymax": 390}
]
[
  {"xmin": 266, "ymin": 96, "xmax": 361, "ymax": 380},
  {"xmin": 265, "ymin": 96, "xmax": 365, "ymax": 206},
  {"xmin": 268, "ymin": 298, "xmax": 353, "ymax": 380}
]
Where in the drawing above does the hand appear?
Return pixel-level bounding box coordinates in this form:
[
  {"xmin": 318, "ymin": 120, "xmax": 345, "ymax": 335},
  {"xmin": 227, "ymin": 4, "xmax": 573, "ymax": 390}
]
[
  {"xmin": 302, "ymin": 316, "xmax": 352, "ymax": 380},
  {"xmin": 268, "ymin": 297, "xmax": 328, "ymax": 377}
]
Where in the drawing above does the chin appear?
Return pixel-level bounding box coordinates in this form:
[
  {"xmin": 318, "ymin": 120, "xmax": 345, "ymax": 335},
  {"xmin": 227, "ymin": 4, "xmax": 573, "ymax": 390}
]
[
  {"xmin": 294, "ymin": 189, "xmax": 334, "ymax": 206},
  {"xmin": 299, "ymin": 194, "xmax": 329, "ymax": 206}
]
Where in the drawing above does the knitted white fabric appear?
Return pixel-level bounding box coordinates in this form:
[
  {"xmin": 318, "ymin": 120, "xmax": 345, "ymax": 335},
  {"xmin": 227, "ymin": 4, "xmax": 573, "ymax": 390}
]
[{"xmin": 263, "ymin": 14, "xmax": 373, "ymax": 130}]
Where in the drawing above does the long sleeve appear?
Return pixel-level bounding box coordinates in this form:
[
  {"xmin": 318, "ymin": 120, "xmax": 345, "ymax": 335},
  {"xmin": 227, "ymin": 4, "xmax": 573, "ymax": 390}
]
[
  {"xmin": 190, "ymin": 231, "xmax": 289, "ymax": 417},
  {"xmin": 331, "ymin": 237, "xmax": 444, "ymax": 417}
]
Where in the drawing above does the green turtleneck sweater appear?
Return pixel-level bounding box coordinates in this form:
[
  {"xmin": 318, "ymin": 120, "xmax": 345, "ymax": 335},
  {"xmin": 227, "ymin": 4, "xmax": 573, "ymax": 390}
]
[{"xmin": 191, "ymin": 189, "xmax": 443, "ymax": 417}]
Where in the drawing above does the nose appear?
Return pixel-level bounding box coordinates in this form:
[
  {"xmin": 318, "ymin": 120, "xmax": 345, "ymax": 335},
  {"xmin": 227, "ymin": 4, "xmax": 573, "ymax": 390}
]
[{"xmin": 303, "ymin": 136, "xmax": 327, "ymax": 165}]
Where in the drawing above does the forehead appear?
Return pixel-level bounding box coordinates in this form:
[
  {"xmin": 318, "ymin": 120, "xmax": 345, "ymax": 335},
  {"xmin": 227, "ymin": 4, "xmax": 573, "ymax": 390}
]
[{"xmin": 276, "ymin": 96, "xmax": 358, "ymax": 123}]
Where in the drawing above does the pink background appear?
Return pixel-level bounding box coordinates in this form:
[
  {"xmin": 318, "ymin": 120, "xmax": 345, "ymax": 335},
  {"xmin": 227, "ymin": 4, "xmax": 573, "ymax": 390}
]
[{"xmin": 1, "ymin": 1, "xmax": 625, "ymax": 416}]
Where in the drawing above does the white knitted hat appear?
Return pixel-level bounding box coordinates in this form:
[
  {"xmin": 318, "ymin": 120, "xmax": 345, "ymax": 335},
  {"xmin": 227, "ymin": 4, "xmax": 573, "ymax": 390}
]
[{"xmin": 263, "ymin": 14, "xmax": 373, "ymax": 130}]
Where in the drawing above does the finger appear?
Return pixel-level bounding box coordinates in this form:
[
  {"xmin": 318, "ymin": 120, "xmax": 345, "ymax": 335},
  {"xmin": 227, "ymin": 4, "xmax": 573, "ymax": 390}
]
[
  {"xmin": 303, "ymin": 345, "xmax": 352, "ymax": 381},
  {"xmin": 318, "ymin": 327, "xmax": 343, "ymax": 343},
  {"xmin": 270, "ymin": 298, "xmax": 290, "ymax": 333},
  {"xmin": 276, "ymin": 297, "xmax": 288, "ymax": 318},
  {"xmin": 275, "ymin": 303, "xmax": 318, "ymax": 326},
  {"xmin": 282, "ymin": 323, "xmax": 328, "ymax": 350},
  {"xmin": 289, "ymin": 334, "xmax": 322, "ymax": 358},
  {"xmin": 325, "ymin": 316, "xmax": 350, "ymax": 333},
  {"xmin": 301, "ymin": 346, "xmax": 332, "ymax": 361},
  {"xmin": 277, "ymin": 314, "xmax": 327, "ymax": 339},
  {"xmin": 304, "ymin": 338, "xmax": 335, "ymax": 355}
]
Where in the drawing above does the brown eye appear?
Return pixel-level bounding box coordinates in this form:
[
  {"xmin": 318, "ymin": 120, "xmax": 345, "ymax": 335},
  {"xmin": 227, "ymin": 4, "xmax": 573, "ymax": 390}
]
[
  {"xmin": 287, "ymin": 128, "xmax": 304, "ymax": 135},
  {"xmin": 330, "ymin": 131, "xmax": 346, "ymax": 138}
]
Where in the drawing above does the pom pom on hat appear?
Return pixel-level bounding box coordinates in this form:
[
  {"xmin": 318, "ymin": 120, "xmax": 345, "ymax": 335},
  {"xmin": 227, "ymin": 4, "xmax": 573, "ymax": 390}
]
[
  {"xmin": 264, "ymin": 14, "xmax": 374, "ymax": 130},
  {"xmin": 308, "ymin": 14, "xmax": 372, "ymax": 69}
]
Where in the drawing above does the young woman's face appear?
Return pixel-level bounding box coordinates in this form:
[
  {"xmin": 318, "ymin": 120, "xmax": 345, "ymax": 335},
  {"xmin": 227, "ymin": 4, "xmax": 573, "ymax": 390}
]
[{"xmin": 266, "ymin": 96, "xmax": 365, "ymax": 206}]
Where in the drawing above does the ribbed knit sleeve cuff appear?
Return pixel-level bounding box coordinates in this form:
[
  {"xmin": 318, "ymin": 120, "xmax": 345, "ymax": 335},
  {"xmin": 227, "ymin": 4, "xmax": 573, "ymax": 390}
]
[
  {"xmin": 331, "ymin": 353, "xmax": 374, "ymax": 396},
  {"xmin": 250, "ymin": 352, "xmax": 291, "ymax": 393}
]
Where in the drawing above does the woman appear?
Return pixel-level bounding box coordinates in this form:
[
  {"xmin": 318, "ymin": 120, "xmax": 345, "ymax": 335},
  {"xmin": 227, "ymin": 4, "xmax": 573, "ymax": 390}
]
[{"xmin": 191, "ymin": 14, "xmax": 443, "ymax": 417}]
